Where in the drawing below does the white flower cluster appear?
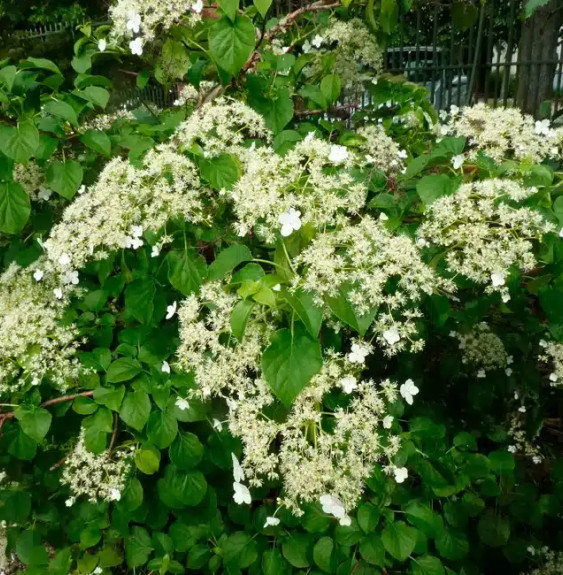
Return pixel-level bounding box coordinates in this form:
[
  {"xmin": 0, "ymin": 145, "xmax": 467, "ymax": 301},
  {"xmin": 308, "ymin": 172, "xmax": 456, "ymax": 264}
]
[
  {"xmin": 80, "ymin": 107, "xmax": 136, "ymax": 132},
  {"xmin": 419, "ymin": 179, "xmax": 554, "ymax": 299},
  {"xmin": 450, "ymin": 323, "xmax": 508, "ymax": 375},
  {"xmin": 296, "ymin": 216, "xmax": 453, "ymax": 354},
  {"xmin": 109, "ymin": 0, "xmax": 202, "ymax": 47},
  {"xmin": 61, "ymin": 430, "xmax": 135, "ymax": 504},
  {"xmin": 507, "ymin": 409, "xmax": 542, "ymax": 464},
  {"xmin": 440, "ymin": 103, "xmax": 558, "ymax": 163},
  {"xmin": 13, "ymin": 162, "xmax": 53, "ymax": 202},
  {"xmin": 231, "ymin": 135, "xmax": 366, "ymax": 241},
  {"xmin": 539, "ymin": 340, "xmax": 563, "ymax": 387},
  {"xmin": 358, "ymin": 124, "xmax": 406, "ymax": 175},
  {"xmin": 0, "ymin": 263, "xmax": 81, "ymax": 396},
  {"xmin": 177, "ymin": 286, "xmax": 402, "ymax": 514},
  {"xmin": 519, "ymin": 547, "xmax": 563, "ymax": 575}
]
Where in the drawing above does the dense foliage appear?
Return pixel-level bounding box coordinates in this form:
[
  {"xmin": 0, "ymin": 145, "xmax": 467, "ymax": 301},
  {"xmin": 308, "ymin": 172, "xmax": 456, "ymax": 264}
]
[{"xmin": 1, "ymin": 1, "xmax": 563, "ymax": 574}]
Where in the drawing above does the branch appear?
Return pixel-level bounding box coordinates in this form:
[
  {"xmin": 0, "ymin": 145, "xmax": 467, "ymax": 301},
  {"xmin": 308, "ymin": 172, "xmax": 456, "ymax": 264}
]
[{"xmin": 0, "ymin": 391, "xmax": 95, "ymax": 436}]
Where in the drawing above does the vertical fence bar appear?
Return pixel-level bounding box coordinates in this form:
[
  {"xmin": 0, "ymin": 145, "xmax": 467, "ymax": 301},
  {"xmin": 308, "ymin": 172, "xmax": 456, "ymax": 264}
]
[
  {"xmin": 502, "ymin": 0, "xmax": 517, "ymax": 106},
  {"xmin": 466, "ymin": 0, "xmax": 486, "ymax": 105},
  {"xmin": 430, "ymin": 2, "xmax": 439, "ymax": 106}
]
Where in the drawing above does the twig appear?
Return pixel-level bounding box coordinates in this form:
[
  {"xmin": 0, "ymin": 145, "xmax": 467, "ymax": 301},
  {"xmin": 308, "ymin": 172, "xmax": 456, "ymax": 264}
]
[
  {"xmin": 294, "ymin": 101, "xmax": 361, "ymax": 117},
  {"xmin": 109, "ymin": 412, "xmax": 119, "ymax": 452}
]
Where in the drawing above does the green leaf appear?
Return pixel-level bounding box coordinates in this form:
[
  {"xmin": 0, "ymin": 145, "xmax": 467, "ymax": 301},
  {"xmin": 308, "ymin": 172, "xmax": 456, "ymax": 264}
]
[
  {"xmin": 80, "ymin": 130, "xmax": 111, "ymax": 155},
  {"xmin": 93, "ymin": 385, "xmax": 125, "ymax": 411},
  {"xmin": 0, "ymin": 120, "xmax": 39, "ymax": 163},
  {"xmin": 43, "ymin": 100, "xmax": 78, "ymax": 127},
  {"xmin": 488, "ymin": 450, "xmax": 515, "ymax": 475},
  {"xmin": 218, "ymin": 0, "xmax": 239, "ymax": 21},
  {"xmin": 282, "ymin": 535, "xmax": 312, "ymax": 568},
  {"xmin": 20, "ymin": 57, "xmax": 62, "ymax": 77},
  {"xmin": 147, "ymin": 407, "xmax": 178, "ymax": 448},
  {"xmin": 120, "ymin": 391, "xmax": 151, "ymax": 431},
  {"xmin": 46, "ymin": 160, "xmax": 83, "ymax": 199},
  {"xmin": 106, "ymin": 358, "xmax": 142, "ymax": 383},
  {"xmin": 0, "ymin": 182, "xmax": 30, "ymax": 233},
  {"xmin": 411, "ymin": 555, "xmax": 445, "ymax": 575},
  {"xmin": 199, "ymin": 154, "xmax": 241, "ymax": 191},
  {"xmin": 159, "ymin": 40, "xmax": 190, "ymax": 81},
  {"xmin": 359, "ymin": 534, "xmax": 385, "ymax": 566},
  {"xmin": 435, "ymin": 528, "xmax": 468, "ymax": 560},
  {"xmin": 313, "ymin": 536, "xmax": 336, "ymax": 573},
  {"xmin": 0, "ymin": 66, "xmax": 17, "ymax": 91},
  {"xmin": 223, "ymin": 531, "xmax": 258, "ymax": 569},
  {"xmin": 230, "ymin": 299, "xmax": 256, "ymax": 341},
  {"xmin": 320, "ymin": 74, "xmax": 342, "ymax": 104},
  {"xmin": 125, "ymin": 277, "xmax": 155, "ymax": 325},
  {"xmin": 83, "ymin": 407, "xmax": 113, "ymax": 453},
  {"xmin": 477, "ymin": 512, "xmax": 510, "ymax": 547},
  {"xmin": 208, "ymin": 15, "xmax": 256, "ymax": 76},
  {"xmin": 262, "ymin": 549, "xmax": 291, "ymax": 575},
  {"xmin": 208, "ymin": 244, "xmax": 252, "ymax": 280},
  {"xmin": 284, "ymin": 289, "xmax": 323, "ymax": 337},
  {"xmin": 14, "ymin": 406, "xmax": 52, "ymax": 442},
  {"xmin": 247, "ymin": 77, "xmax": 294, "ymax": 134},
  {"xmin": 452, "ymin": 1, "xmax": 479, "ymax": 30},
  {"xmin": 380, "ymin": 0, "xmax": 399, "ymax": 34},
  {"xmin": 417, "ymin": 174, "xmax": 458, "ymax": 206},
  {"xmin": 158, "ymin": 464, "xmax": 207, "ymax": 506},
  {"xmin": 254, "ymin": 0, "xmax": 272, "ymax": 17},
  {"xmin": 326, "ymin": 285, "xmax": 376, "ymax": 336},
  {"xmin": 404, "ymin": 502, "xmax": 443, "ymax": 538},
  {"xmin": 169, "ymin": 431, "xmax": 204, "ymax": 470},
  {"xmin": 524, "ymin": 0, "xmax": 550, "ymax": 18},
  {"xmin": 262, "ymin": 323, "xmax": 323, "ymax": 405},
  {"xmin": 381, "ymin": 521, "xmax": 418, "ymax": 561},
  {"xmin": 357, "ymin": 503, "xmax": 381, "ymax": 534},
  {"xmin": 126, "ymin": 527, "xmax": 154, "ymax": 567},
  {"xmin": 81, "ymin": 86, "xmax": 110, "ymax": 109},
  {"xmin": 135, "ymin": 446, "xmax": 160, "ymax": 474},
  {"xmin": 168, "ymin": 250, "xmax": 207, "ymax": 296}
]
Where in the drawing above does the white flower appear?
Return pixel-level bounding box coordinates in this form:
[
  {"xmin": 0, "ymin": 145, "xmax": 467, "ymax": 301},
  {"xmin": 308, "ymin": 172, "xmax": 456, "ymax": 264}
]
[
  {"xmin": 501, "ymin": 292, "xmax": 511, "ymax": 303},
  {"xmin": 129, "ymin": 37, "xmax": 143, "ymax": 56},
  {"xmin": 94, "ymin": 568, "xmax": 103, "ymax": 575},
  {"xmin": 452, "ymin": 154, "xmax": 465, "ymax": 170},
  {"xmin": 278, "ymin": 207, "xmax": 302, "ymax": 237},
  {"xmin": 507, "ymin": 355, "xmax": 513, "ymax": 365},
  {"xmin": 212, "ymin": 419, "xmax": 223, "ymax": 431},
  {"xmin": 397, "ymin": 149, "xmax": 408, "ymax": 159},
  {"xmin": 320, "ymin": 494, "xmax": 348, "ymax": 523},
  {"xmin": 505, "ymin": 367, "xmax": 513, "ymax": 376},
  {"xmin": 347, "ymin": 343, "xmax": 370, "ymax": 364},
  {"xmin": 450, "ymin": 104, "xmax": 459, "ymax": 116},
  {"xmin": 560, "ymin": 228, "xmax": 563, "ymax": 238},
  {"xmin": 38, "ymin": 187, "xmax": 52, "ymax": 201},
  {"xmin": 339, "ymin": 515, "xmax": 352, "ymax": 526},
  {"xmin": 77, "ymin": 185, "xmax": 86, "ymax": 195},
  {"xmin": 130, "ymin": 225, "xmax": 143, "ymax": 238},
  {"xmin": 62, "ymin": 270, "xmax": 79, "ymax": 285},
  {"xmin": 59, "ymin": 253, "xmax": 71, "ymax": 266},
  {"xmin": 175, "ymin": 398, "xmax": 190, "ymax": 411},
  {"xmin": 527, "ymin": 546, "xmax": 536, "ymax": 556},
  {"xmin": 166, "ymin": 301, "xmax": 177, "ymax": 319},
  {"xmin": 311, "ymin": 34, "xmax": 324, "ymax": 48},
  {"xmin": 31, "ymin": 377, "xmax": 40, "ymax": 386},
  {"xmin": 477, "ymin": 369, "xmax": 486, "ymax": 378},
  {"xmin": 161, "ymin": 361, "xmax": 171, "ymax": 374},
  {"xmin": 264, "ymin": 516, "xmax": 280, "ymax": 528},
  {"xmin": 518, "ymin": 405, "xmax": 526, "ymax": 413},
  {"xmin": 340, "ymin": 376, "xmax": 357, "ymax": 394},
  {"xmin": 151, "ymin": 246, "xmax": 161, "ymax": 258},
  {"xmin": 231, "ymin": 453, "xmax": 245, "ymax": 482},
  {"xmin": 393, "ymin": 466, "xmax": 408, "ymax": 483},
  {"xmin": 532, "ymin": 455, "xmax": 542, "ymax": 465},
  {"xmin": 65, "ymin": 497, "xmax": 75, "ymax": 507},
  {"xmin": 302, "ymin": 40, "xmax": 312, "ymax": 53},
  {"xmin": 272, "ymin": 284, "xmax": 281, "ymax": 292},
  {"xmin": 365, "ymin": 154, "xmax": 375, "ymax": 163},
  {"xmin": 109, "ymin": 488, "xmax": 121, "ymax": 501},
  {"xmin": 416, "ymin": 238, "xmax": 427, "ymax": 247},
  {"xmin": 382, "ymin": 326, "xmax": 401, "ymax": 346},
  {"xmin": 534, "ymin": 119, "xmax": 551, "ymax": 136},
  {"xmin": 540, "ymin": 339, "xmax": 548, "ymax": 348},
  {"xmin": 490, "ymin": 272, "xmax": 506, "ymax": 287},
  {"xmin": 125, "ymin": 236, "xmax": 144, "ymax": 250},
  {"xmin": 382, "ymin": 415, "xmax": 394, "ymax": 429},
  {"xmin": 399, "ymin": 379, "xmax": 419, "ymax": 405},
  {"xmin": 508, "ymin": 445, "xmax": 517, "ymax": 453},
  {"xmin": 379, "ymin": 212, "xmax": 388, "ymax": 221},
  {"xmin": 549, "ymin": 372, "xmax": 558, "ymax": 382},
  {"xmin": 53, "ymin": 288, "xmax": 63, "ymax": 300},
  {"xmin": 33, "ymin": 269, "xmax": 44, "ymax": 282},
  {"xmin": 126, "ymin": 11, "xmax": 142, "ymax": 34},
  {"xmin": 328, "ymin": 145, "xmax": 349, "ymax": 164},
  {"xmin": 98, "ymin": 39, "xmax": 107, "ymax": 52},
  {"xmin": 192, "ymin": 0, "xmax": 204, "ymax": 13},
  {"xmin": 233, "ymin": 482, "xmax": 251, "ymax": 505}
]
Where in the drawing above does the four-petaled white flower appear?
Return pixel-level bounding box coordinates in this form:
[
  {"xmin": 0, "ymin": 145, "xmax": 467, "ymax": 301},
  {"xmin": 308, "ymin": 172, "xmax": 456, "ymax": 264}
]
[
  {"xmin": 452, "ymin": 154, "xmax": 465, "ymax": 170},
  {"xmin": 175, "ymin": 398, "xmax": 190, "ymax": 411},
  {"xmin": 477, "ymin": 369, "xmax": 486, "ymax": 378},
  {"xmin": 59, "ymin": 253, "xmax": 71, "ymax": 266},
  {"xmin": 347, "ymin": 342, "xmax": 370, "ymax": 364},
  {"xmin": 319, "ymin": 494, "xmax": 350, "ymax": 525},
  {"xmin": 450, "ymin": 104, "xmax": 459, "ymax": 116},
  {"xmin": 233, "ymin": 482, "xmax": 251, "ymax": 505},
  {"xmin": 302, "ymin": 40, "xmax": 312, "ymax": 53},
  {"xmin": 166, "ymin": 301, "xmax": 177, "ymax": 319},
  {"xmin": 151, "ymin": 245, "xmax": 161, "ymax": 258},
  {"xmin": 311, "ymin": 34, "xmax": 324, "ymax": 48},
  {"xmin": 126, "ymin": 11, "xmax": 142, "ymax": 34},
  {"xmin": 393, "ymin": 466, "xmax": 408, "ymax": 483},
  {"xmin": 532, "ymin": 455, "xmax": 542, "ymax": 465},
  {"xmin": 109, "ymin": 488, "xmax": 121, "ymax": 501},
  {"xmin": 161, "ymin": 361, "xmax": 171, "ymax": 374},
  {"xmin": 38, "ymin": 187, "xmax": 52, "ymax": 201},
  {"xmin": 501, "ymin": 292, "xmax": 511, "ymax": 303},
  {"xmin": 94, "ymin": 567, "xmax": 103, "ymax": 575},
  {"xmin": 382, "ymin": 415, "xmax": 394, "ymax": 429},
  {"xmin": 518, "ymin": 405, "xmax": 526, "ymax": 413},
  {"xmin": 382, "ymin": 326, "xmax": 401, "ymax": 346},
  {"xmin": 192, "ymin": 0, "xmax": 204, "ymax": 13},
  {"xmin": 65, "ymin": 497, "xmax": 75, "ymax": 507},
  {"xmin": 129, "ymin": 37, "xmax": 143, "ymax": 56},
  {"xmin": 278, "ymin": 207, "xmax": 302, "ymax": 237},
  {"xmin": 328, "ymin": 145, "xmax": 349, "ymax": 164},
  {"xmin": 399, "ymin": 378, "xmax": 419, "ymax": 405},
  {"xmin": 125, "ymin": 236, "xmax": 143, "ymax": 250},
  {"xmin": 507, "ymin": 445, "xmax": 517, "ymax": 453},
  {"xmin": 63, "ymin": 270, "xmax": 79, "ymax": 285},
  {"xmin": 490, "ymin": 272, "xmax": 505, "ymax": 287},
  {"xmin": 231, "ymin": 453, "xmax": 245, "ymax": 482},
  {"xmin": 534, "ymin": 119, "xmax": 551, "ymax": 136},
  {"xmin": 33, "ymin": 269, "xmax": 44, "ymax": 282},
  {"xmin": 264, "ymin": 516, "xmax": 280, "ymax": 528},
  {"xmin": 340, "ymin": 376, "xmax": 357, "ymax": 394},
  {"xmin": 98, "ymin": 39, "xmax": 107, "ymax": 52},
  {"xmin": 397, "ymin": 149, "xmax": 408, "ymax": 159},
  {"xmin": 53, "ymin": 288, "xmax": 63, "ymax": 300}
]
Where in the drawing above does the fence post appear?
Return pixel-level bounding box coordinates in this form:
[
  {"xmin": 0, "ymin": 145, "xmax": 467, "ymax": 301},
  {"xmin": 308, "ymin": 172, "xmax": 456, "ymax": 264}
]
[{"xmin": 466, "ymin": 1, "xmax": 486, "ymax": 105}]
